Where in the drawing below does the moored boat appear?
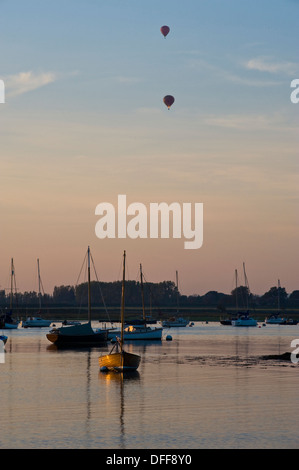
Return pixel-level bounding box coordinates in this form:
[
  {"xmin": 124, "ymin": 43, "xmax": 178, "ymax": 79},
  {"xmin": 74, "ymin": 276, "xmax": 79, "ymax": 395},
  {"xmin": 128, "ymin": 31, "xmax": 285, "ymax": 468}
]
[
  {"xmin": 99, "ymin": 251, "xmax": 141, "ymax": 372},
  {"xmin": 108, "ymin": 263, "xmax": 163, "ymax": 341},
  {"xmin": 232, "ymin": 313, "xmax": 257, "ymax": 327},
  {"xmin": 46, "ymin": 247, "xmax": 107, "ymax": 347},
  {"xmin": 108, "ymin": 324, "xmax": 162, "ymax": 341},
  {"xmin": 0, "ymin": 259, "xmax": 20, "ymax": 329},
  {"xmin": 265, "ymin": 314, "xmax": 286, "ymax": 325},
  {"xmin": 22, "ymin": 260, "xmax": 52, "ymax": 328},
  {"xmin": 22, "ymin": 316, "xmax": 52, "ymax": 328},
  {"xmin": 161, "ymin": 271, "xmax": 189, "ymax": 328},
  {"xmin": 231, "ymin": 264, "xmax": 257, "ymax": 327},
  {"xmin": 162, "ymin": 316, "xmax": 189, "ymax": 327}
]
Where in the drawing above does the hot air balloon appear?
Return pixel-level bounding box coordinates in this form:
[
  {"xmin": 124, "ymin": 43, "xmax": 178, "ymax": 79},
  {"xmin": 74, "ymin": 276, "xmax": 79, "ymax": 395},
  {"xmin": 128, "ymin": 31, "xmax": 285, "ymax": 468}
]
[
  {"xmin": 163, "ymin": 95, "xmax": 175, "ymax": 109},
  {"xmin": 160, "ymin": 25, "xmax": 170, "ymax": 38}
]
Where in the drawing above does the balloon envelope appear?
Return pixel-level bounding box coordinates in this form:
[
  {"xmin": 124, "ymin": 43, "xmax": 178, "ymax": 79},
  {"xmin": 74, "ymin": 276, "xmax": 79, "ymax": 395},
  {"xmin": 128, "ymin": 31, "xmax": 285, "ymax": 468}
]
[
  {"xmin": 160, "ymin": 25, "xmax": 170, "ymax": 37},
  {"xmin": 163, "ymin": 95, "xmax": 175, "ymax": 109}
]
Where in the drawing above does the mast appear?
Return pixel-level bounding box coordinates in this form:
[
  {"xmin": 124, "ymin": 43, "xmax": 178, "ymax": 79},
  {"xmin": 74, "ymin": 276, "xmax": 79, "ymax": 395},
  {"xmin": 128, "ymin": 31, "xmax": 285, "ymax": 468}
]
[
  {"xmin": 176, "ymin": 270, "xmax": 179, "ymax": 313},
  {"xmin": 37, "ymin": 258, "xmax": 42, "ymax": 310},
  {"xmin": 235, "ymin": 269, "xmax": 238, "ymax": 311},
  {"xmin": 140, "ymin": 264, "xmax": 146, "ymax": 325},
  {"xmin": 120, "ymin": 250, "xmax": 126, "ymax": 350},
  {"xmin": 10, "ymin": 258, "xmax": 14, "ymax": 311},
  {"xmin": 277, "ymin": 279, "xmax": 281, "ymax": 311},
  {"xmin": 243, "ymin": 262, "xmax": 249, "ymax": 310},
  {"xmin": 87, "ymin": 246, "xmax": 91, "ymax": 323}
]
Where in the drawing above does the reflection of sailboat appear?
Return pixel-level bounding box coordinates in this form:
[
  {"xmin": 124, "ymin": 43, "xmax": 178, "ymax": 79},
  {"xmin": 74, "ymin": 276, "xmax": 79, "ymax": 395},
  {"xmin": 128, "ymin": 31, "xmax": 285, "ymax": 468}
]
[
  {"xmin": 162, "ymin": 271, "xmax": 189, "ymax": 327},
  {"xmin": 46, "ymin": 247, "xmax": 107, "ymax": 347},
  {"xmin": 108, "ymin": 264, "xmax": 163, "ymax": 341},
  {"xmin": 99, "ymin": 251, "xmax": 141, "ymax": 372},
  {"xmin": 0, "ymin": 259, "xmax": 20, "ymax": 329},
  {"xmin": 22, "ymin": 259, "xmax": 52, "ymax": 328}
]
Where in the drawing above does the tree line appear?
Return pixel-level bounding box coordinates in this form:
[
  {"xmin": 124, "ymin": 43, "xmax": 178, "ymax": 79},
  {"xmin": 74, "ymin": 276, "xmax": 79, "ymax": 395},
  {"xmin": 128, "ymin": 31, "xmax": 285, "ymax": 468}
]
[{"xmin": 1, "ymin": 281, "xmax": 299, "ymax": 310}]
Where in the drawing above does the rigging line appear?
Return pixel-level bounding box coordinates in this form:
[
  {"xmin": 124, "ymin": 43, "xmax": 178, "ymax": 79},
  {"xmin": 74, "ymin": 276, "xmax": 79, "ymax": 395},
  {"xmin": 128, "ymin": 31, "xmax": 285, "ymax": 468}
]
[
  {"xmin": 90, "ymin": 251, "xmax": 110, "ymax": 320},
  {"xmin": 75, "ymin": 250, "xmax": 88, "ymax": 287}
]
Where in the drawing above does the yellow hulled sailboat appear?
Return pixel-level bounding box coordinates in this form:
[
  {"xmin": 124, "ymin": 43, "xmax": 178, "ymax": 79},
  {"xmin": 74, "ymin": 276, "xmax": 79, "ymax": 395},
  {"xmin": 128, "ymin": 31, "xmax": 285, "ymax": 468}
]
[{"xmin": 99, "ymin": 251, "xmax": 141, "ymax": 372}]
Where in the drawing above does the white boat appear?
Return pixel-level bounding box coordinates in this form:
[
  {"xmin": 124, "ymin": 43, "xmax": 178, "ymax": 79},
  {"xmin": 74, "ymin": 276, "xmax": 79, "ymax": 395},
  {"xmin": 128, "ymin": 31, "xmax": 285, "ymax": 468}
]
[
  {"xmin": 22, "ymin": 316, "xmax": 52, "ymax": 328},
  {"xmin": 108, "ymin": 263, "xmax": 163, "ymax": 341},
  {"xmin": 265, "ymin": 314, "xmax": 286, "ymax": 325},
  {"xmin": 265, "ymin": 280, "xmax": 286, "ymax": 325},
  {"xmin": 0, "ymin": 312, "xmax": 19, "ymax": 329},
  {"xmin": 0, "ymin": 259, "xmax": 20, "ymax": 329},
  {"xmin": 231, "ymin": 265, "xmax": 257, "ymax": 327},
  {"xmin": 108, "ymin": 324, "xmax": 163, "ymax": 341},
  {"xmin": 22, "ymin": 260, "xmax": 52, "ymax": 328},
  {"xmin": 232, "ymin": 314, "xmax": 257, "ymax": 327}
]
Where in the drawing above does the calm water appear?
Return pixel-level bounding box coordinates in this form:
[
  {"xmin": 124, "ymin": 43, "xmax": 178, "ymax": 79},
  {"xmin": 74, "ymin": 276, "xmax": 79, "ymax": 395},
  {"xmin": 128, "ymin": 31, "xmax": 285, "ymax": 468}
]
[{"xmin": 1, "ymin": 321, "xmax": 299, "ymax": 449}]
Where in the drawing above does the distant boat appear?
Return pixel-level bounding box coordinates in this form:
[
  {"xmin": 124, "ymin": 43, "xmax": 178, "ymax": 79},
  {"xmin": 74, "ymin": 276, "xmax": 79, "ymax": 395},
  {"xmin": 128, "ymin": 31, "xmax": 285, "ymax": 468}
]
[
  {"xmin": 108, "ymin": 264, "xmax": 163, "ymax": 341},
  {"xmin": 265, "ymin": 314, "xmax": 286, "ymax": 325},
  {"xmin": 220, "ymin": 318, "xmax": 233, "ymax": 325},
  {"xmin": 162, "ymin": 316, "xmax": 189, "ymax": 328},
  {"xmin": 99, "ymin": 251, "xmax": 141, "ymax": 372},
  {"xmin": 46, "ymin": 247, "xmax": 107, "ymax": 347},
  {"xmin": 22, "ymin": 316, "xmax": 52, "ymax": 328},
  {"xmin": 232, "ymin": 314, "xmax": 257, "ymax": 327},
  {"xmin": 265, "ymin": 280, "xmax": 286, "ymax": 325},
  {"xmin": 22, "ymin": 259, "xmax": 52, "ymax": 328},
  {"xmin": 281, "ymin": 318, "xmax": 298, "ymax": 325},
  {"xmin": 231, "ymin": 264, "xmax": 257, "ymax": 327},
  {"xmin": 0, "ymin": 259, "xmax": 20, "ymax": 329},
  {"xmin": 161, "ymin": 271, "xmax": 189, "ymax": 328},
  {"xmin": 220, "ymin": 270, "xmax": 241, "ymax": 325}
]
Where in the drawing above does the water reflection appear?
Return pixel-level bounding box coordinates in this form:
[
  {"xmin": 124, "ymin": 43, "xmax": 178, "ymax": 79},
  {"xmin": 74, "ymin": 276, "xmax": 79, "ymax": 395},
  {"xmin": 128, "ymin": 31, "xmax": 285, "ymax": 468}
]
[{"xmin": 99, "ymin": 370, "xmax": 140, "ymax": 448}]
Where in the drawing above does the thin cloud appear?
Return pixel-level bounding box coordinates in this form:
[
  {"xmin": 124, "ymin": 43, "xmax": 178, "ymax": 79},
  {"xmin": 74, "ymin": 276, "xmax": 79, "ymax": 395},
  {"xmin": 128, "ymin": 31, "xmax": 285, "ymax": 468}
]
[
  {"xmin": 113, "ymin": 76, "xmax": 142, "ymax": 84},
  {"xmin": 245, "ymin": 57, "xmax": 298, "ymax": 76},
  {"xmin": 204, "ymin": 113, "xmax": 289, "ymax": 131},
  {"xmin": 5, "ymin": 71, "xmax": 56, "ymax": 97}
]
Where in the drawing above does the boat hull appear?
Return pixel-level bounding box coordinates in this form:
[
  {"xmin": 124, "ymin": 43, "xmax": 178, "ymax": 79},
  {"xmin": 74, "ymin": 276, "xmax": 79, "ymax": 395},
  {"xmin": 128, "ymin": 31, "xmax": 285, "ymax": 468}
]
[
  {"xmin": 232, "ymin": 318, "xmax": 257, "ymax": 327},
  {"xmin": 108, "ymin": 327, "xmax": 163, "ymax": 341},
  {"xmin": 22, "ymin": 318, "xmax": 52, "ymax": 328},
  {"xmin": 99, "ymin": 350, "xmax": 141, "ymax": 372},
  {"xmin": 265, "ymin": 317, "xmax": 286, "ymax": 325},
  {"xmin": 2, "ymin": 322, "xmax": 19, "ymax": 329},
  {"xmin": 46, "ymin": 322, "xmax": 107, "ymax": 347}
]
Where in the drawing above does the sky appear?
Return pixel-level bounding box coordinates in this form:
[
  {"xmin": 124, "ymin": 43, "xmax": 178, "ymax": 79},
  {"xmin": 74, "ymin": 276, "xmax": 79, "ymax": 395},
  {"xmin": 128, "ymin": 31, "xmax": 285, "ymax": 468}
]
[{"xmin": 0, "ymin": 0, "xmax": 298, "ymax": 297}]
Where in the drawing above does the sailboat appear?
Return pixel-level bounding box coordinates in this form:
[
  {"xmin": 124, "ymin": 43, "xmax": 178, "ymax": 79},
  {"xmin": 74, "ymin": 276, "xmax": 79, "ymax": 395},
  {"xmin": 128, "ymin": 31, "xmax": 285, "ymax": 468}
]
[
  {"xmin": 265, "ymin": 280, "xmax": 286, "ymax": 324},
  {"xmin": 108, "ymin": 264, "xmax": 163, "ymax": 341},
  {"xmin": 231, "ymin": 263, "xmax": 257, "ymax": 327},
  {"xmin": 0, "ymin": 259, "xmax": 20, "ymax": 329},
  {"xmin": 220, "ymin": 269, "xmax": 239, "ymax": 325},
  {"xmin": 99, "ymin": 251, "xmax": 141, "ymax": 372},
  {"xmin": 46, "ymin": 247, "xmax": 107, "ymax": 347},
  {"xmin": 22, "ymin": 259, "xmax": 52, "ymax": 328},
  {"xmin": 161, "ymin": 271, "xmax": 189, "ymax": 327}
]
